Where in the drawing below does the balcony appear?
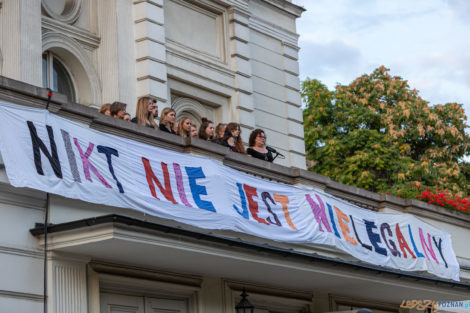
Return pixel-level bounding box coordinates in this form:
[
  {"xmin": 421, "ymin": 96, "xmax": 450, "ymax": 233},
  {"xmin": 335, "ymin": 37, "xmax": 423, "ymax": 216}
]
[{"xmin": 0, "ymin": 75, "xmax": 469, "ymax": 311}]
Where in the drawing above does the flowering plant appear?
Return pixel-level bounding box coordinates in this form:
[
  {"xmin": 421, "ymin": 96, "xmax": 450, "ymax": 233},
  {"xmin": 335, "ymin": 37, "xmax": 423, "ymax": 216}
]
[{"xmin": 387, "ymin": 182, "xmax": 470, "ymax": 214}]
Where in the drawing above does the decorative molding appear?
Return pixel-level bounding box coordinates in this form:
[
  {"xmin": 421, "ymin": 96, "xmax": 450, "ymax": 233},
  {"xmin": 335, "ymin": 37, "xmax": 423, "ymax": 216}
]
[
  {"xmin": 0, "ymin": 245, "xmax": 44, "ymax": 259},
  {"xmin": 171, "ymin": 96, "xmax": 212, "ymax": 125},
  {"xmin": 0, "ymin": 181, "xmax": 46, "ymax": 210},
  {"xmin": 133, "ymin": 0, "xmax": 163, "ymax": 8},
  {"xmin": 42, "ymin": 0, "xmax": 82, "ymax": 24},
  {"xmin": 258, "ymin": 0, "xmax": 305, "ymax": 18},
  {"xmin": 42, "ymin": 17, "xmax": 101, "ymax": 50},
  {"xmin": 42, "ymin": 31, "xmax": 102, "ymax": 106},
  {"xmin": 90, "ymin": 261, "xmax": 203, "ymax": 287},
  {"xmin": 0, "ymin": 289, "xmax": 44, "ymax": 302},
  {"xmin": 249, "ymin": 17, "xmax": 300, "ymax": 46},
  {"xmin": 167, "ymin": 46, "xmax": 234, "ymax": 78}
]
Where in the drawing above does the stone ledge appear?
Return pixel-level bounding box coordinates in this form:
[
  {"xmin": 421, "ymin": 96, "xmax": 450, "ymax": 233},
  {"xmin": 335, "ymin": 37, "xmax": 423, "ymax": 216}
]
[{"xmin": 0, "ymin": 75, "xmax": 469, "ymax": 227}]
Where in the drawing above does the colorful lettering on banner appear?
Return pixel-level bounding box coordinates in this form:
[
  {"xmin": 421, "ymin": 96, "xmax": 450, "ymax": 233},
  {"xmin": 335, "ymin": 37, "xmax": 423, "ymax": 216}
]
[
  {"xmin": 233, "ymin": 183, "xmax": 249, "ymax": 219},
  {"xmin": 27, "ymin": 121, "xmax": 63, "ymax": 178},
  {"xmin": 261, "ymin": 192, "xmax": 282, "ymax": 227},
  {"xmin": 142, "ymin": 158, "xmax": 177, "ymax": 204},
  {"xmin": 0, "ymin": 102, "xmax": 460, "ymax": 281},
  {"xmin": 380, "ymin": 223, "xmax": 400, "ymax": 257},
  {"xmin": 433, "ymin": 237, "xmax": 448, "ymax": 268},
  {"xmin": 185, "ymin": 167, "xmax": 215, "ymax": 212},
  {"xmin": 419, "ymin": 228, "xmax": 439, "ymax": 264},
  {"xmin": 74, "ymin": 139, "xmax": 112, "ymax": 188},
  {"xmin": 396, "ymin": 224, "xmax": 416, "ymax": 259},
  {"xmin": 305, "ymin": 194, "xmax": 332, "ymax": 233},
  {"xmin": 334, "ymin": 206, "xmax": 357, "ymax": 245}
]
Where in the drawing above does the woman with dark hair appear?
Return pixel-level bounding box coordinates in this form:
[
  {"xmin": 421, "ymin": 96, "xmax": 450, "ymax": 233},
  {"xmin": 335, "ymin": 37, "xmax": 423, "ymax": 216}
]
[
  {"xmin": 131, "ymin": 97, "xmax": 158, "ymax": 129},
  {"xmin": 198, "ymin": 118, "xmax": 214, "ymax": 140},
  {"xmin": 218, "ymin": 122, "xmax": 246, "ymax": 154},
  {"xmin": 214, "ymin": 123, "xmax": 226, "ymax": 140},
  {"xmin": 176, "ymin": 117, "xmax": 192, "ymax": 138},
  {"xmin": 110, "ymin": 101, "xmax": 127, "ymax": 119},
  {"xmin": 247, "ymin": 129, "xmax": 273, "ymax": 162},
  {"xmin": 123, "ymin": 113, "xmax": 131, "ymax": 121},
  {"xmin": 159, "ymin": 107, "xmax": 176, "ymax": 134}
]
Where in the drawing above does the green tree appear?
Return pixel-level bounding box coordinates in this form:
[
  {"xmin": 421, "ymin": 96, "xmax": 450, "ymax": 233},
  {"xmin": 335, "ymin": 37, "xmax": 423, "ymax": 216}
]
[{"xmin": 302, "ymin": 66, "xmax": 470, "ymax": 199}]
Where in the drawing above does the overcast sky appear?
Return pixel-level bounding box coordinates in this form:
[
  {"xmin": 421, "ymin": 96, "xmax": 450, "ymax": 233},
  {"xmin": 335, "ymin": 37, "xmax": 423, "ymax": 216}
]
[{"xmin": 295, "ymin": 0, "xmax": 470, "ymax": 116}]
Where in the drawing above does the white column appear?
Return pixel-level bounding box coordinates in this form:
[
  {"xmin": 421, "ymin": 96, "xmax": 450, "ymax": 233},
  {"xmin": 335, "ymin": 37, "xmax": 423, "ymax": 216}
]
[
  {"xmin": 282, "ymin": 42, "xmax": 306, "ymax": 169},
  {"xmin": 228, "ymin": 6, "xmax": 255, "ymax": 140},
  {"xmin": 20, "ymin": 0, "xmax": 42, "ymax": 86},
  {"xmin": 48, "ymin": 256, "xmax": 88, "ymax": 313},
  {"xmin": 133, "ymin": 0, "xmax": 168, "ymax": 106}
]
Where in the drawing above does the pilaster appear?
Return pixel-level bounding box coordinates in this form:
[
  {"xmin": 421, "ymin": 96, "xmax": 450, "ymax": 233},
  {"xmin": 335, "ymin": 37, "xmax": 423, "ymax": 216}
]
[
  {"xmin": 48, "ymin": 255, "xmax": 88, "ymax": 313},
  {"xmin": 133, "ymin": 0, "xmax": 168, "ymax": 105},
  {"xmin": 228, "ymin": 6, "xmax": 255, "ymax": 137},
  {"xmin": 282, "ymin": 41, "xmax": 305, "ymax": 169}
]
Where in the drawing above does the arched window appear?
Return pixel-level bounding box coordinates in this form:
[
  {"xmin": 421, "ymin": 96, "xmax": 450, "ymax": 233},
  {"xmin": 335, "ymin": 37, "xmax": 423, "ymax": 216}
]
[{"xmin": 42, "ymin": 52, "xmax": 76, "ymax": 102}]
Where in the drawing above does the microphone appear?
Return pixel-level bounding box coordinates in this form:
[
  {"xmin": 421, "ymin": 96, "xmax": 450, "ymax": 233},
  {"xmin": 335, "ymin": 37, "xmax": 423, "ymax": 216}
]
[{"xmin": 266, "ymin": 146, "xmax": 285, "ymax": 157}]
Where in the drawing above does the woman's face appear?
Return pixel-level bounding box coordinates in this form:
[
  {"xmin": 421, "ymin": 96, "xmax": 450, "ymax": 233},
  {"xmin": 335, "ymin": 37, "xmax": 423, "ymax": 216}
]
[
  {"xmin": 148, "ymin": 101, "xmax": 158, "ymax": 116},
  {"xmin": 218, "ymin": 125, "xmax": 226, "ymax": 137},
  {"xmin": 104, "ymin": 109, "xmax": 111, "ymax": 116},
  {"xmin": 190, "ymin": 126, "xmax": 198, "ymax": 137},
  {"xmin": 231, "ymin": 127, "xmax": 240, "ymax": 138},
  {"xmin": 166, "ymin": 111, "xmax": 176, "ymax": 123},
  {"xmin": 116, "ymin": 108, "xmax": 126, "ymax": 119},
  {"xmin": 183, "ymin": 119, "xmax": 192, "ymax": 132},
  {"xmin": 254, "ymin": 132, "xmax": 266, "ymax": 147},
  {"xmin": 205, "ymin": 123, "xmax": 214, "ymax": 137}
]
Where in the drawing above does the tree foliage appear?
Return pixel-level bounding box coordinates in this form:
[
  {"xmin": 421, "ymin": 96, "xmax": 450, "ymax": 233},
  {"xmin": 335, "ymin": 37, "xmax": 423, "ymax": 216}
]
[{"xmin": 302, "ymin": 66, "xmax": 470, "ymax": 204}]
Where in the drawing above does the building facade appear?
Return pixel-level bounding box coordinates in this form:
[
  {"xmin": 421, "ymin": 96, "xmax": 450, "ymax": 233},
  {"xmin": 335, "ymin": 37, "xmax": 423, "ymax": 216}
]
[
  {"xmin": 0, "ymin": 1, "xmax": 470, "ymax": 313},
  {"xmin": 0, "ymin": 0, "xmax": 306, "ymax": 168}
]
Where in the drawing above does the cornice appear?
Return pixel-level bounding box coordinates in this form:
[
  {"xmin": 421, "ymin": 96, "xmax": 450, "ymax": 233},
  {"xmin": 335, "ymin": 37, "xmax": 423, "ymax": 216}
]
[
  {"xmin": 41, "ymin": 16, "xmax": 101, "ymax": 50},
  {"xmin": 249, "ymin": 16, "xmax": 300, "ymax": 46},
  {"xmin": 258, "ymin": 0, "xmax": 305, "ymax": 18}
]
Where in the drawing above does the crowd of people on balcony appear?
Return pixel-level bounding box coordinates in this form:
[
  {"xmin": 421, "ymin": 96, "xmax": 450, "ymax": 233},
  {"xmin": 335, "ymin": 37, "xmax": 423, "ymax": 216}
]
[{"xmin": 99, "ymin": 97, "xmax": 277, "ymax": 162}]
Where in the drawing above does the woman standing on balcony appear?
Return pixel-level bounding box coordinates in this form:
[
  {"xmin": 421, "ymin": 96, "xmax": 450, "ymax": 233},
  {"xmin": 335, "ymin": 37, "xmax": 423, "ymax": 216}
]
[
  {"xmin": 176, "ymin": 117, "xmax": 192, "ymax": 138},
  {"xmin": 247, "ymin": 129, "xmax": 273, "ymax": 162},
  {"xmin": 218, "ymin": 122, "xmax": 246, "ymax": 154},
  {"xmin": 198, "ymin": 118, "xmax": 214, "ymax": 140},
  {"xmin": 110, "ymin": 101, "xmax": 127, "ymax": 119},
  {"xmin": 159, "ymin": 108, "xmax": 176, "ymax": 134},
  {"xmin": 214, "ymin": 123, "xmax": 226, "ymax": 140},
  {"xmin": 131, "ymin": 97, "xmax": 158, "ymax": 129}
]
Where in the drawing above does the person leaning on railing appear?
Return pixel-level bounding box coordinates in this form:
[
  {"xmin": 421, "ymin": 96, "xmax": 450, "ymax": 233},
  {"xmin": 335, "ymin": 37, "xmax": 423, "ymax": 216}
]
[
  {"xmin": 214, "ymin": 123, "xmax": 226, "ymax": 140},
  {"xmin": 159, "ymin": 107, "xmax": 176, "ymax": 134},
  {"xmin": 110, "ymin": 101, "xmax": 127, "ymax": 119},
  {"xmin": 131, "ymin": 96, "xmax": 158, "ymax": 129},
  {"xmin": 247, "ymin": 129, "xmax": 273, "ymax": 162},
  {"xmin": 190, "ymin": 124, "xmax": 198, "ymax": 137},
  {"xmin": 176, "ymin": 117, "xmax": 192, "ymax": 138},
  {"xmin": 217, "ymin": 122, "xmax": 246, "ymax": 154},
  {"xmin": 99, "ymin": 103, "xmax": 111, "ymax": 116},
  {"xmin": 198, "ymin": 117, "xmax": 214, "ymax": 141}
]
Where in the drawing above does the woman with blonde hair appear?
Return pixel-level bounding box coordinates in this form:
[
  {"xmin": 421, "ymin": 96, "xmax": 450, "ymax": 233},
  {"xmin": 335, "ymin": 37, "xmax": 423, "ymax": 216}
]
[
  {"xmin": 159, "ymin": 107, "xmax": 176, "ymax": 134},
  {"xmin": 131, "ymin": 97, "xmax": 158, "ymax": 129},
  {"xmin": 176, "ymin": 117, "xmax": 192, "ymax": 138},
  {"xmin": 214, "ymin": 123, "xmax": 226, "ymax": 139},
  {"xmin": 218, "ymin": 122, "xmax": 246, "ymax": 154},
  {"xmin": 99, "ymin": 103, "xmax": 111, "ymax": 116}
]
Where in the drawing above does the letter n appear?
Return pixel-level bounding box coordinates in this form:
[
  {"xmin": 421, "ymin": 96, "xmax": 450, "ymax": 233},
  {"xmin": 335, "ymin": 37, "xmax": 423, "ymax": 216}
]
[{"xmin": 27, "ymin": 121, "xmax": 62, "ymax": 178}]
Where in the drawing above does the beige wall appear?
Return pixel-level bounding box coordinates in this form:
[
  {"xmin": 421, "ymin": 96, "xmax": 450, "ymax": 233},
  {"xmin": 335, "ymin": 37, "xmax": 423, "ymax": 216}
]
[{"xmin": 0, "ymin": 0, "xmax": 306, "ymax": 168}]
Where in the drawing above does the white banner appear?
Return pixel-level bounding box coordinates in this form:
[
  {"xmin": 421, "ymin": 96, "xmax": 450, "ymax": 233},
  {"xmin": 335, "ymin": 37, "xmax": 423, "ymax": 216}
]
[{"xmin": 0, "ymin": 101, "xmax": 460, "ymax": 281}]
